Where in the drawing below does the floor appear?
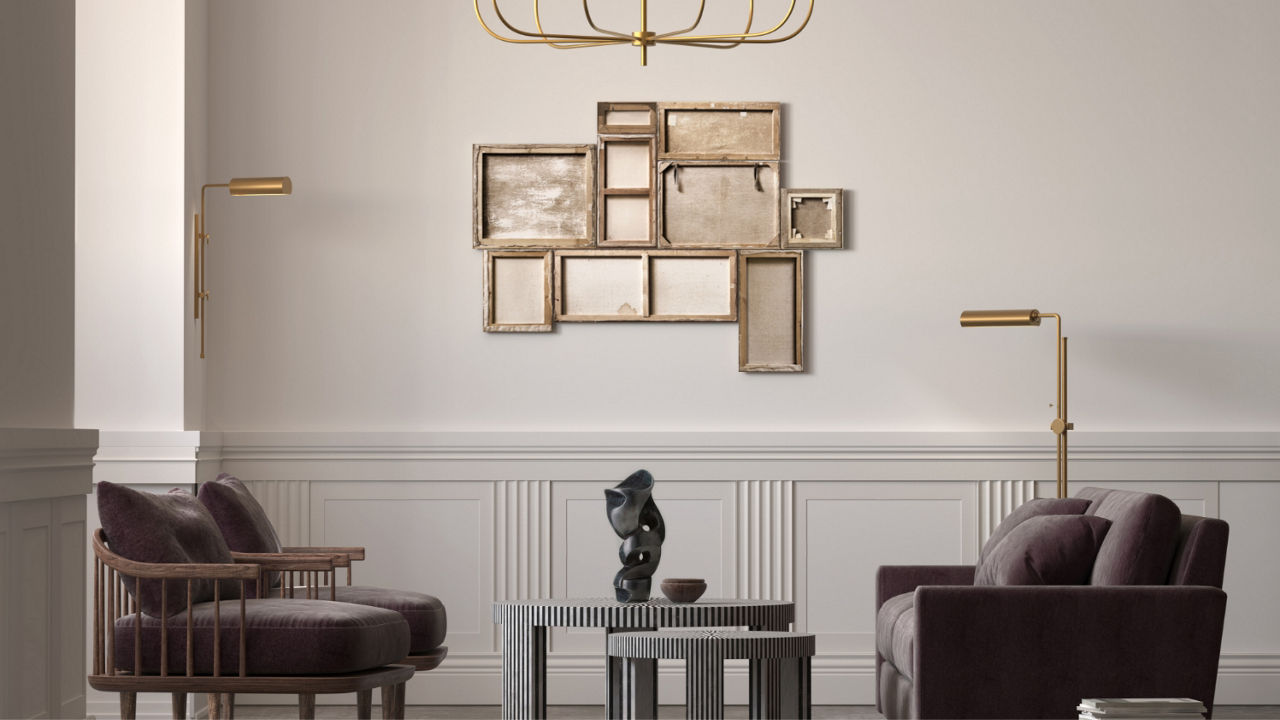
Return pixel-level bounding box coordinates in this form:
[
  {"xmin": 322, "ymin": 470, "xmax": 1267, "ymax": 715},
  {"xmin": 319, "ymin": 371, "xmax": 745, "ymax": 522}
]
[{"xmin": 234, "ymin": 705, "xmax": 1280, "ymax": 719}]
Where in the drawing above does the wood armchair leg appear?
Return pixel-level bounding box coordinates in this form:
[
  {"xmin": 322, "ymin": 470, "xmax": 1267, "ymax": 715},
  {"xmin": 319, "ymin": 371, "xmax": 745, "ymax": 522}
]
[
  {"xmin": 298, "ymin": 692, "xmax": 317, "ymax": 719},
  {"xmin": 357, "ymin": 688, "xmax": 373, "ymax": 719},
  {"xmin": 208, "ymin": 692, "xmax": 222, "ymax": 720},
  {"xmin": 171, "ymin": 692, "xmax": 187, "ymax": 719},
  {"xmin": 224, "ymin": 692, "xmax": 236, "ymax": 719},
  {"xmin": 381, "ymin": 684, "xmax": 395, "ymax": 720},
  {"xmin": 394, "ymin": 682, "xmax": 406, "ymax": 719},
  {"xmin": 121, "ymin": 691, "xmax": 137, "ymax": 720}
]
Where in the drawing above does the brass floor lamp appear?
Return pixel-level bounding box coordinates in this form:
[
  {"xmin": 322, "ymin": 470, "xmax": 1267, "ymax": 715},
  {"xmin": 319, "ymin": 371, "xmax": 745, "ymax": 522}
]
[{"xmin": 960, "ymin": 309, "xmax": 1074, "ymax": 498}]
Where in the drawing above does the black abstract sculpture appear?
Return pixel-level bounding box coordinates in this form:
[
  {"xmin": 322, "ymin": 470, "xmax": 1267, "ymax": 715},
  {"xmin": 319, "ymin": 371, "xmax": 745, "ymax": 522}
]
[{"xmin": 605, "ymin": 469, "xmax": 665, "ymax": 602}]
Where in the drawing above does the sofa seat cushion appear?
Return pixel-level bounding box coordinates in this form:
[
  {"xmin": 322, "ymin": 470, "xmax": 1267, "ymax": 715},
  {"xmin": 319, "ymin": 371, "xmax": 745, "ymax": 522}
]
[
  {"xmin": 97, "ymin": 481, "xmax": 237, "ymax": 616},
  {"xmin": 1077, "ymin": 487, "xmax": 1182, "ymax": 585},
  {"xmin": 198, "ymin": 474, "xmax": 285, "ymax": 592},
  {"xmin": 332, "ymin": 585, "xmax": 447, "ymax": 653},
  {"xmin": 876, "ymin": 591, "xmax": 916, "ymax": 681},
  {"xmin": 113, "ymin": 598, "xmax": 409, "ymax": 675},
  {"xmin": 974, "ymin": 515, "xmax": 1112, "ymax": 585}
]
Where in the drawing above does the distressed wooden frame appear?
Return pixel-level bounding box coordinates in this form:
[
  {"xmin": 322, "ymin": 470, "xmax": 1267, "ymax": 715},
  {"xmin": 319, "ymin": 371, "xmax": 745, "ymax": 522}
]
[
  {"xmin": 483, "ymin": 251, "xmax": 554, "ymax": 332},
  {"xmin": 555, "ymin": 250, "xmax": 737, "ymax": 322},
  {"xmin": 473, "ymin": 144, "xmax": 596, "ymax": 248},
  {"xmin": 657, "ymin": 102, "xmax": 782, "ymax": 160},
  {"xmin": 781, "ymin": 188, "xmax": 844, "ymax": 249},
  {"xmin": 738, "ymin": 251, "xmax": 804, "ymax": 372},
  {"xmin": 597, "ymin": 101, "xmax": 658, "ymax": 135},
  {"xmin": 657, "ymin": 161, "xmax": 780, "ymax": 249},
  {"xmin": 598, "ymin": 134, "xmax": 657, "ymax": 247}
]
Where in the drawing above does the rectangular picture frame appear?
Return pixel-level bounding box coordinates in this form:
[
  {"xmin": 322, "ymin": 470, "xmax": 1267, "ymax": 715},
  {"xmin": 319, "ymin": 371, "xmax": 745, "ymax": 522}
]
[
  {"xmin": 473, "ymin": 144, "xmax": 597, "ymax": 248},
  {"xmin": 598, "ymin": 134, "xmax": 656, "ymax": 248},
  {"xmin": 781, "ymin": 188, "xmax": 844, "ymax": 249},
  {"xmin": 657, "ymin": 102, "xmax": 782, "ymax": 160},
  {"xmin": 657, "ymin": 160, "xmax": 780, "ymax": 249},
  {"xmin": 598, "ymin": 101, "xmax": 658, "ymax": 135},
  {"xmin": 483, "ymin": 250, "xmax": 553, "ymax": 332},
  {"xmin": 738, "ymin": 250, "xmax": 804, "ymax": 372},
  {"xmin": 555, "ymin": 250, "xmax": 737, "ymax": 322}
]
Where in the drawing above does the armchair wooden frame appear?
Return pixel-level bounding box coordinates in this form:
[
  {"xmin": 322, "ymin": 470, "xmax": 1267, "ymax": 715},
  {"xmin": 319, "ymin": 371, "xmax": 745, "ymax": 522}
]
[{"xmin": 90, "ymin": 529, "xmax": 413, "ymax": 720}]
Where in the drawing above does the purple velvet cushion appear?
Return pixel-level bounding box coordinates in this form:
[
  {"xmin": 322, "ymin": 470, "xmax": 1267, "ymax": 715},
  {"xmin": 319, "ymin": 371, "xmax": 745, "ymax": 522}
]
[
  {"xmin": 198, "ymin": 473, "xmax": 283, "ymax": 591},
  {"xmin": 974, "ymin": 515, "xmax": 1112, "ymax": 585},
  {"xmin": 1078, "ymin": 487, "xmax": 1183, "ymax": 585},
  {"xmin": 113, "ymin": 599, "xmax": 410, "ymax": 675},
  {"xmin": 980, "ymin": 497, "xmax": 1092, "ymax": 564},
  {"xmin": 875, "ymin": 592, "xmax": 916, "ymax": 680},
  {"xmin": 332, "ymin": 585, "xmax": 447, "ymax": 653},
  {"xmin": 97, "ymin": 481, "xmax": 237, "ymax": 616}
]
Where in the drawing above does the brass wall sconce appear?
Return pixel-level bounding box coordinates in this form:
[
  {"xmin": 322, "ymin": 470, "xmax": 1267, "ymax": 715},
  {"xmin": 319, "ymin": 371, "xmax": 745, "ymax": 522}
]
[
  {"xmin": 473, "ymin": 0, "xmax": 815, "ymax": 66},
  {"xmin": 194, "ymin": 177, "xmax": 292, "ymax": 358},
  {"xmin": 960, "ymin": 309, "xmax": 1074, "ymax": 498}
]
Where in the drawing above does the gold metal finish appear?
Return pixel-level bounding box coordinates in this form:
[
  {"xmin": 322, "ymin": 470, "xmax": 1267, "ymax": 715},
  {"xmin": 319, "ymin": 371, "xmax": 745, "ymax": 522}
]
[
  {"xmin": 474, "ymin": 0, "xmax": 815, "ymax": 66},
  {"xmin": 960, "ymin": 308, "xmax": 1074, "ymax": 498},
  {"xmin": 194, "ymin": 177, "xmax": 292, "ymax": 358}
]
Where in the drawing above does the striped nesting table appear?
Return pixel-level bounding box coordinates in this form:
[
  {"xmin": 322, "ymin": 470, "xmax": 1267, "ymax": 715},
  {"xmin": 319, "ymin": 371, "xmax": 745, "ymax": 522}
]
[
  {"xmin": 608, "ymin": 630, "xmax": 815, "ymax": 720},
  {"xmin": 492, "ymin": 598, "xmax": 795, "ymax": 719}
]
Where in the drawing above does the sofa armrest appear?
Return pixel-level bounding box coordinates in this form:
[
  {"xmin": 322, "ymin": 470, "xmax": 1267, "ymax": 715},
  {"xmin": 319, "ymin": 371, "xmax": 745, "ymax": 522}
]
[
  {"xmin": 876, "ymin": 565, "xmax": 975, "ymax": 610},
  {"xmin": 913, "ymin": 585, "xmax": 1227, "ymax": 719}
]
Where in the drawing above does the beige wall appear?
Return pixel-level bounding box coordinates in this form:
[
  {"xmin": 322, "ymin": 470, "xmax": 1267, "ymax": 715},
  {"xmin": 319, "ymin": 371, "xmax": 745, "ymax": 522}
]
[
  {"xmin": 0, "ymin": 0, "xmax": 76, "ymax": 429},
  {"xmin": 202, "ymin": 1, "xmax": 1280, "ymax": 433}
]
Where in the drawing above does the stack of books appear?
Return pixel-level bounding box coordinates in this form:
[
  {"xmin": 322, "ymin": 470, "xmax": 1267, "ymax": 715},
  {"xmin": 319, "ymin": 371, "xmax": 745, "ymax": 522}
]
[{"xmin": 1078, "ymin": 698, "xmax": 1207, "ymax": 720}]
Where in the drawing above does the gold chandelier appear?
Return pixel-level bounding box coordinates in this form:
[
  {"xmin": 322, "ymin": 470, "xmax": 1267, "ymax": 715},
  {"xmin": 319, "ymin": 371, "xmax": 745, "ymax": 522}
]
[{"xmin": 474, "ymin": 1, "xmax": 815, "ymax": 66}]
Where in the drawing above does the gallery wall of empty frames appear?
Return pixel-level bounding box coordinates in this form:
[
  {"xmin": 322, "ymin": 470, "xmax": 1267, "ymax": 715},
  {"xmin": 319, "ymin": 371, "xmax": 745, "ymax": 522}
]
[{"xmin": 473, "ymin": 101, "xmax": 844, "ymax": 372}]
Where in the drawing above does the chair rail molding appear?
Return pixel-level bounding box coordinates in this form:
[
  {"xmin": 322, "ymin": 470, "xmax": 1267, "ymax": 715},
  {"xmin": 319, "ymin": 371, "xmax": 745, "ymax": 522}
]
[{"xmin": 192, "ymin": 430, "xmax": 1280, "ymax": 704}]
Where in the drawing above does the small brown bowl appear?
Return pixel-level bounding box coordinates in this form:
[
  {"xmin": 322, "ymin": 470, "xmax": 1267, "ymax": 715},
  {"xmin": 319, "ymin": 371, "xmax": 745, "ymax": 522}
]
[{"xmin": 661, "ymin": 578, "xmax": 707, "ymax": 603}]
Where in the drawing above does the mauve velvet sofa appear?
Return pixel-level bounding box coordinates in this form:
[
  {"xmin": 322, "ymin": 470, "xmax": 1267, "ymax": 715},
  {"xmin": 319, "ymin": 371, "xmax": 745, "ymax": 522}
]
[{"xmin": 875, "ymin": 487, "xmax": 1229, "ymax": 719}]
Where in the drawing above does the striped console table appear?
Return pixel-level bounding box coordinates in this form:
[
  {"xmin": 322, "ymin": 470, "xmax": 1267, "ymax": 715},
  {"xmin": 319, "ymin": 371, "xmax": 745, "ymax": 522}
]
[
  {"xmin": 608, "ymin": 631, "xmax": 815, "ymax": 720},
  {"xmin": 493, "ymin": 598, "xmax": 794, "ymax": 719}
]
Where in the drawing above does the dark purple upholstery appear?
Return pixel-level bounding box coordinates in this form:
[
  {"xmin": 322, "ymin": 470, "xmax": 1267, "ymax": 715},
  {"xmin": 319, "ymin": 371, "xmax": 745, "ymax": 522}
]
[
  {"xmin": 332, "ymin": 586, "xmax": 447, "ymax": 653},
  {"xmin": 1078, "ymin": 487, "xmax": 1182, "ymax": 585},
  {"xmin": 198, "ymin": 473, "xmax": 284, "ymax": 591},
  {"xmin": 197, "ymin": 473, "xmax": 449, "ymax": 657},
  {"xmin": 974, "ymin": 515, "xmax": 1111, "ymax": 586},
  {"xmin": 875, "ymin": 488, "xmax": 1230, "ymax": 719},
  {"xmin": 113, "ymin": 598, "xmax": 409, "ymax": 675},
  {"xmin": 97, "ymin": 481, "xmax": 237, "ymax": 617},
  {"xmin": 979, "ymin": 497, "xmax": 1091, "ymax": 564}
]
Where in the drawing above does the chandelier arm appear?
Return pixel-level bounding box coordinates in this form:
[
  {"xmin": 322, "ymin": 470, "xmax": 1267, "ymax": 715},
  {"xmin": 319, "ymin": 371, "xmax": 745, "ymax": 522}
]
[
  {"xmin": 579, "ymin": 0, "xmax": 635, "ymax": 40},
  {"xmin": 652, "ymin": 0, "xmax": 709, "ymax": 40},
  {"xmin": 665, "ymin": 0, "xmax": 811, "ymax": 43},
  {"xmin": 477, "ymin": 0, "xmax": 622, "ymax": 43}
]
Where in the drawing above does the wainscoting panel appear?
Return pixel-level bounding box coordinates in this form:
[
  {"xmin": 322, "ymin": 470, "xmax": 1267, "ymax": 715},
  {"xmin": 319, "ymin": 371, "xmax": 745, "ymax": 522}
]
[
  {"xmin": 199, "ymin": 431, "xmax": 1280, "ymax": 705},
  {"xmin": 551, "ymin": 480, "xmax": 736, "ymax": 655},
  {"xmin": 794, "ymin": 482, "xmax": 976, "ymax": 655},
  {"xmin": 309, "ymin": 481, "xmax": 495, "ymax": 654}
]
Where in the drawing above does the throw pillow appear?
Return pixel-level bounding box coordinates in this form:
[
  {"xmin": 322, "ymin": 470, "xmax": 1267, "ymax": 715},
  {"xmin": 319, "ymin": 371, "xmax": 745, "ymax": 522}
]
[
  {"xmin": 197, "ymin": 473, "xmax": 284, "ymax": 592},
  {"xmin": 979, "ymin": 497, "xmax": 1092, "ymax": 564},
  {"xmin": 97, "ymin": 481, "xmax": 237, "ymax": 616},
  {"xmin": 974, "ymin": 514, "xmax": 1112, "ymax": 585}
]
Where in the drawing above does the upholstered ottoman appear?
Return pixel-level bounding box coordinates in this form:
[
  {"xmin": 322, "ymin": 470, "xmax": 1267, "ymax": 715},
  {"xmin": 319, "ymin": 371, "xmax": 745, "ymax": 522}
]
[{"xmin": 607, "ymin": 630, "xmax": 815, "ymax": 720}]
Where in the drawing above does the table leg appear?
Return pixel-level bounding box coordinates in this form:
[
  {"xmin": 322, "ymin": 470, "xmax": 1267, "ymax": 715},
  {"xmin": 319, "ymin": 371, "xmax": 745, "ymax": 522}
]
[
  {"xmin": 621, "ymin": 657, "xmax": 657, "ymax": 720},
  {"xmin": 501, "ymin": 622, "xmax": 547, "ymax": 719},
  {"xmin": 749, "ymin": 621, "xmax": 789, "ymax": 719},
  {"xmin": 685, "ymin": 645, "xmax": 725, "ymax": 720},
  {"xmin": 607, "ymin": 626, "xmax": 656, "ymax": 719}
]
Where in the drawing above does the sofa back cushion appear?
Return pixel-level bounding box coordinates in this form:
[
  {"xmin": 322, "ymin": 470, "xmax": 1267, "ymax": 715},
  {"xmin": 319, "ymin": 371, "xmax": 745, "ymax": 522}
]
[
  {"xmin": 198, "ymin": 473, "xmax": 283, "ymax": 591},
  {"xmin": 974, "ymin": 514, "xmax": 1112, "ymax": 585},
  {"xmin": 979, "ymin": 497, "xmax": 1092, "ymax": 564},
  {"xmin": 1077, "ymin": 487, "xmax": 1182, "ymax": 585},
  {"xmin": 97, "ymin": 481, "xmax": 236, "ymax": 616}
]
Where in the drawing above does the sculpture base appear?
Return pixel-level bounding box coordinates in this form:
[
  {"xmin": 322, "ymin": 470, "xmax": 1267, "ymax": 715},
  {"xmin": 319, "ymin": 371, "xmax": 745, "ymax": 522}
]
[{"xmin": 615, "ymin": 578, "xmax": 651, "ymax": 603}]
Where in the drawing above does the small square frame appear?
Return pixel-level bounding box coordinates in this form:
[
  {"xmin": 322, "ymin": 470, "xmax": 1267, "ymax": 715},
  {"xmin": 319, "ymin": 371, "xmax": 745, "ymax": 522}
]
[{"xmin": 781, "ymin": 189, "xmax": 843, "ymax": 249}]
